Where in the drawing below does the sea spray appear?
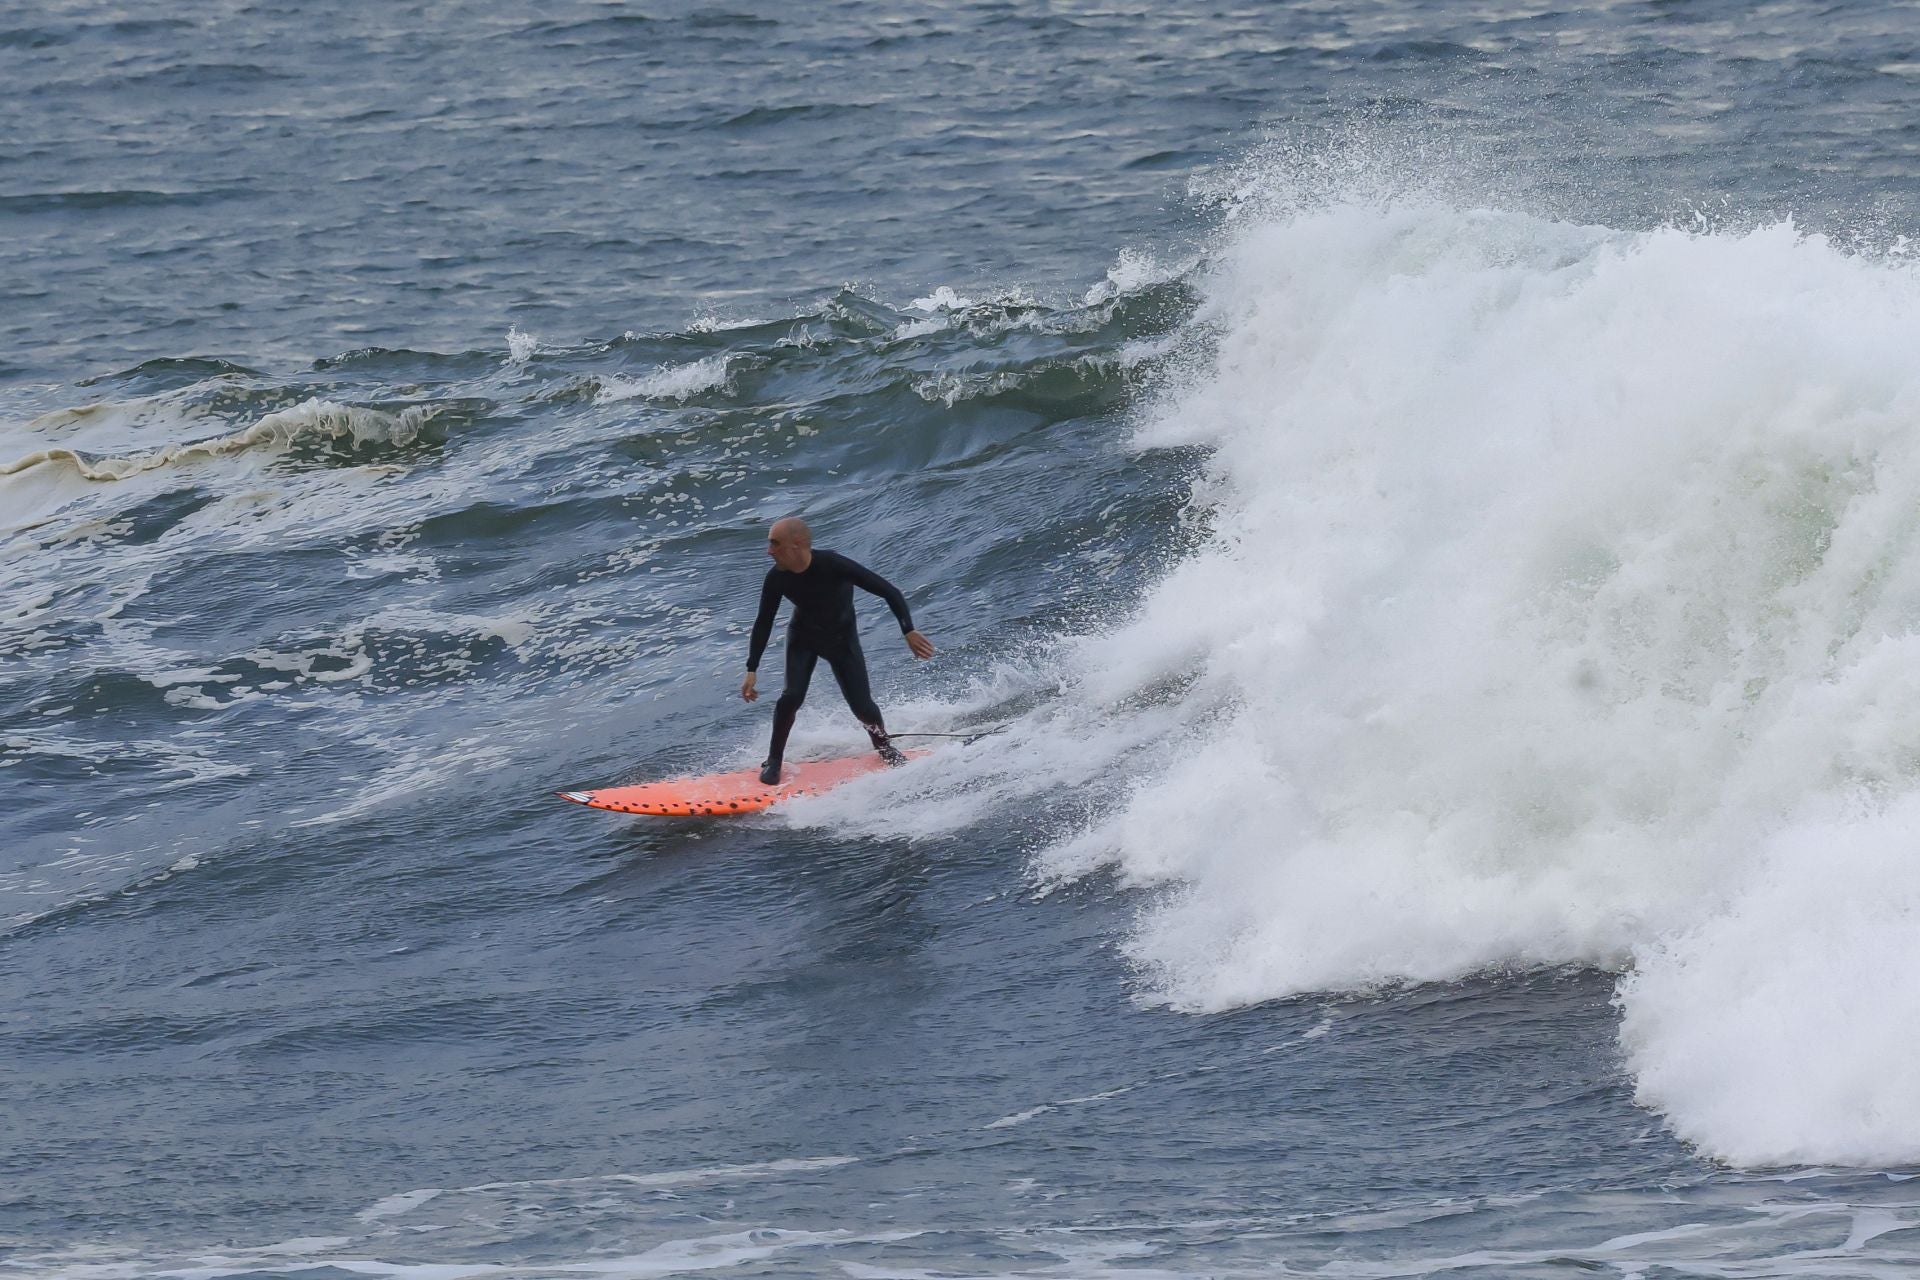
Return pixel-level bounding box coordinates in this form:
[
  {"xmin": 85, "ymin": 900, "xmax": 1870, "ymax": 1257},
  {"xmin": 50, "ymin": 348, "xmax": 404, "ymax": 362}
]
[{"xmin": 1028, "ymin": 202, "xmax": 1920, "ymax": 1165}]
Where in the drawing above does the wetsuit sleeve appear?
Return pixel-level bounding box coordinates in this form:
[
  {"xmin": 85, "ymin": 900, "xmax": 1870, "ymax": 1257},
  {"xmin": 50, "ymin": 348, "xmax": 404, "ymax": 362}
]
[
  {"xmin": 746, "ymin": 572, "xmax": 781, "ymax": 671},
  {"xmin": 837, "ymin": 554, "xmax": 916, "ymax": 633}
]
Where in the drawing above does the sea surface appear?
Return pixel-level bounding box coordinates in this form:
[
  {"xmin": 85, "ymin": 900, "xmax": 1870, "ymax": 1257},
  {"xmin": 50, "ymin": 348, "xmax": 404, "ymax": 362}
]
[{"xmin": 8, "ymin": 1, "xmax": 1920, "ymax": 1276}]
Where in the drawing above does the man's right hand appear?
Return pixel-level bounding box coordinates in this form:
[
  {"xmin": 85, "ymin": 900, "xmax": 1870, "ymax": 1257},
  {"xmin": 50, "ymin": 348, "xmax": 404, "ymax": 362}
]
[{"xmin": 741, "ymin": 671, "xmax": 758, "ymax": 702}]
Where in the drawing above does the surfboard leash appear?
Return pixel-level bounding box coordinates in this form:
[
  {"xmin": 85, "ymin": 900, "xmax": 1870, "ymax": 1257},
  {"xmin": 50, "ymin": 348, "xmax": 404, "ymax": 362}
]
[{"xmin": 887, "ymin": 725, "xmax": 1007, "ymax": 745}]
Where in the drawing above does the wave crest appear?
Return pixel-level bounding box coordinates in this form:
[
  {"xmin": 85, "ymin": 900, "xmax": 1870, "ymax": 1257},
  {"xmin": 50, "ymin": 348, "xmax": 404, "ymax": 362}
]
[{"xmin": 0, "ymin": 398, "xmax": 445, "ymax": 481}]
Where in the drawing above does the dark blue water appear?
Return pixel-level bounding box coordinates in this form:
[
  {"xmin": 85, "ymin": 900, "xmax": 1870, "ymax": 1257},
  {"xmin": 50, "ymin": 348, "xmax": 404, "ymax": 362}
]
[{"xmin": 9, "ymin": 3, "xmax": 1920, "ymax": 1276}]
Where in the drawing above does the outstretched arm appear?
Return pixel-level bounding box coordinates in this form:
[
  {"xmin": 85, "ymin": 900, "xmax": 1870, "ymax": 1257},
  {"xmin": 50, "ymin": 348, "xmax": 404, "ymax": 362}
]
[
  {"xmin": 840, "ymin": 555, "xmax": 934, "ymax": 659},
  {"xmin": 839, "ymin": 556, "xmax": 915, "ymax": 632}
]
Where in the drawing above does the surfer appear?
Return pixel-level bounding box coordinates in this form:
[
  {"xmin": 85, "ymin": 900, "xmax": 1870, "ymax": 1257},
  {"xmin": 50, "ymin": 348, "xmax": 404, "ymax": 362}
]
[{"xmin": 741, "ymin": 516, "xmax": 934, "ymax": 785}]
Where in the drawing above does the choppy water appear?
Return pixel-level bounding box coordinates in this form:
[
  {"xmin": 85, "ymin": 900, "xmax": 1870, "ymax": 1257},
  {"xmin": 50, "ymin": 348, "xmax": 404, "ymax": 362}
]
[{"xmin": 9, "ymin": 2, "xmax": 1920, "ymax": 1277}]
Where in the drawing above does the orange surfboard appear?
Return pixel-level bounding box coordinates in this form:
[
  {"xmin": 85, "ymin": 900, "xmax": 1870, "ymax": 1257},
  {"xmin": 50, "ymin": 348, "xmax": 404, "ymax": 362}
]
[{"xmin": 558, "ymin": 750, "xmax": 925, "ymax": 817}]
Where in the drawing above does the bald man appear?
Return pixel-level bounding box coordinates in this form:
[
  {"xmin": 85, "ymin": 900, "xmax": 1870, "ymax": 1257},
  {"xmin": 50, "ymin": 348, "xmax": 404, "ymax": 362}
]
[{"xmin": 741, "ymin": 517, "xmax": 935, "ymax": 785}]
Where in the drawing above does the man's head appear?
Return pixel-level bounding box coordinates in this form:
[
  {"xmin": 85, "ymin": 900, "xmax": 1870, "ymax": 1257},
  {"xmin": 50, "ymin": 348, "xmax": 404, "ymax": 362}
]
[{"xmin": 767, "ymin": 516, "xmax": 813, "ymax": 572}]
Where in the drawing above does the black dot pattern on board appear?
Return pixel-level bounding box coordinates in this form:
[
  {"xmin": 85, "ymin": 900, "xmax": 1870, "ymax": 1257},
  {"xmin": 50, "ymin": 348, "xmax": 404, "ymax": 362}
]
[{"xmin": 571, "ymin": 764, "xmax": 896, "ymax": 818}]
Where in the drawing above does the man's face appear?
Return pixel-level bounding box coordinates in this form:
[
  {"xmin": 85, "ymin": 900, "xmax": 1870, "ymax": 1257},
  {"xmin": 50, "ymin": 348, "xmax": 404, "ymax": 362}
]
[{"xmin": 767, "ymin": 526, "xmax": 808, "ymax": 572}]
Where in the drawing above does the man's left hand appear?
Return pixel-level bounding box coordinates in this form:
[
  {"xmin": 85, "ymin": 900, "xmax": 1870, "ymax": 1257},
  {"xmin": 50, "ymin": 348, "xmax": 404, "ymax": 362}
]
[{"xmin": 905, "ymin": 630, "xmax": 935, "ymax": 660}]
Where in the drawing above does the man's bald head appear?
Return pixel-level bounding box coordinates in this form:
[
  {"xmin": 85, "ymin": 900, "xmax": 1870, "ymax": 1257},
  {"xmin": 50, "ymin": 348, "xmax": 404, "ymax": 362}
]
[{"xmin": 766, "ymin": 516, "xmax": 814, "ymax": 572}]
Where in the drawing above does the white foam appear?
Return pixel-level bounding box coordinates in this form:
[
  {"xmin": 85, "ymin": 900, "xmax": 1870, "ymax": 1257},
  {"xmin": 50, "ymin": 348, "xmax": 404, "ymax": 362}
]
[
  {"xmin": 1619, "ymin": 797, "xmax": 1920, "ymax": 1166},
  {"xmin": 892, "ymin": 315, "xmax": 951, "ymax": 340},
  {"xmin": 504, "ymin": 325, "xmax": 541, "ymax": 362},
  {"xmin": 685, "ymin": 314, "xmax": 764, "ymax": 333},
  {"xmin": 908, "ymin": 285, "xmax": 976, "ymax": 312},
  {"xmin": 1042, "ymin": 202, "xmax": 1920, "ymax": 1166},
  {"xmin": 1082, "ymin": 247, "xmax": 1180, "ymax": 305},
  {"xmin": 596, "ymin": 355, "xmax": 733, "ymax": 403}
]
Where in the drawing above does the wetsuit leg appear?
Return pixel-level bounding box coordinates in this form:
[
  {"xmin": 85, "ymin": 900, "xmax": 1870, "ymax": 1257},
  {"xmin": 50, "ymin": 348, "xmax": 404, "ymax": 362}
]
[
  {"xmin": 822, "ymin": 634, "xmax": 897, "ymax": 757},
  {"xmin": 766, "ymin": 635, "xmax": 819, "ymax": 775}
]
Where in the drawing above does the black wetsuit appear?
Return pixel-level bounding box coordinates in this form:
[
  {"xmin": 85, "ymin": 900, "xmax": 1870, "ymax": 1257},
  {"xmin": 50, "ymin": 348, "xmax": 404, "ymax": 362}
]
[{"xmin": 747, "ymin": 549, "xmax": 915, "ymax": 769}]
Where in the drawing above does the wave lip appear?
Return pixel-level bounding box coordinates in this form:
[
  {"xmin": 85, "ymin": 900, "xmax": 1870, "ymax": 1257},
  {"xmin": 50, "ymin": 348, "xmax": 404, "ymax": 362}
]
[
  {"xmin": 595, "ymin": 355, "xmax": 735, "ymax": 403},
  {"xmin": 1, "ymin": 397, "xmax": 448, "ymax": 482}
]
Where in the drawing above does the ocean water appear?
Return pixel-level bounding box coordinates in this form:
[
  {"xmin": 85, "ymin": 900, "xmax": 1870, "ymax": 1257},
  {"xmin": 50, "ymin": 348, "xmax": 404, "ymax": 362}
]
[{"xmin": 7, "ymin": 1, "xmax": 1920, "ymax": 1276}]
